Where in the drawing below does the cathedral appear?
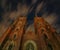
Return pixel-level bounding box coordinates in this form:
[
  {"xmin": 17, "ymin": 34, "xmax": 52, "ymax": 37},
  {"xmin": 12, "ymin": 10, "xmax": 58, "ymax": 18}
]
[{"xmin": 0, "ymin": 17, "xmax": 60, "ymax": 50}]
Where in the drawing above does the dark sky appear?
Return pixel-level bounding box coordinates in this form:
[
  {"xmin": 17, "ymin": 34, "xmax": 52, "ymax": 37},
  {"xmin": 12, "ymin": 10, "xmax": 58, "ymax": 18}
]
[{"xmin": 0, "ymin": 0, "xmax": 60, "ymax": 36}]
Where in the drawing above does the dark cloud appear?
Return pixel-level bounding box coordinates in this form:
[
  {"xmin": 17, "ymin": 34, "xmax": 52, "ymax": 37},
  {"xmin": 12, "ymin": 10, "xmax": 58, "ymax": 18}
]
[
  {"xmin": 43, "ymin": 0, "xmax": 60, "ymax": 15},
  {"xmin": 0, "ymin": 0, "xmax": 60, "ymax": 36}
]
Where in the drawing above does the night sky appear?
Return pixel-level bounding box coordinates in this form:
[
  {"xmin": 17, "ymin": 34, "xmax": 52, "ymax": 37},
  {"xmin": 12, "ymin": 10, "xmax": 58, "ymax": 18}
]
[{"xmin": 0, "ymin": 0, "xmax": 60, "ymax": 37}]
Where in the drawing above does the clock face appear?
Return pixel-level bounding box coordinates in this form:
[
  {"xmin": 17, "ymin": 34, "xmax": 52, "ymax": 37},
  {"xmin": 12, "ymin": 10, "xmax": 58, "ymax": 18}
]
[{"xmin": 23, "ymin": 40, "xmax": 37, "ymax": 50}]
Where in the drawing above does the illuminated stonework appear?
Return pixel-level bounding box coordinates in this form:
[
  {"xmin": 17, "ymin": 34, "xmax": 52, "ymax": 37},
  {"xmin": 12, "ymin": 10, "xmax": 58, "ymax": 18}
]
[{"xmin": 0, "ymin": 17, "xmax": 60, "ymax": 50}]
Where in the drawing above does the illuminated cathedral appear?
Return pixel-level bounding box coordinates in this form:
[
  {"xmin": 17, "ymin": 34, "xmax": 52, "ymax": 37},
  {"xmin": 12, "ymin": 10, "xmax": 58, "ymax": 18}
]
[{"xmin": 0, "ymin": 17, "xmax": 60, "ymax": 50}]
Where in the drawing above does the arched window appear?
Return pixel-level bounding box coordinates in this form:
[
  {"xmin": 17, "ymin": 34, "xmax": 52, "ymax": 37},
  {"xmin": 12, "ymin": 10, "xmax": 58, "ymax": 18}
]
[
  {"xmin": 8, "ymin": 44, "xmax": 13, "ymax": 50},
  {"xmin": 47, "ymin": 43, "xmax": 53, "ymax": 50},
  {"xmin": 7, "ymin": 40, "xmax": 15, "ymax": 50},
  {"xmin": 26, "ymin": 43, "xmax": 34, "ymax": 50},
  {"xmin": 23, "ymin": 40, "xmax": 37, "ymax": 50},
  {"xmin": 44, "ymin": 34, "xmax": 48, "ymax": 40}
]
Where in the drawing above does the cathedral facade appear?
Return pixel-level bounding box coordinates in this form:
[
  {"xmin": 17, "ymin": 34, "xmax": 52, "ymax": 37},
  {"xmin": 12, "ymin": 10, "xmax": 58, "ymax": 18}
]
[{"xmin": 0, "ymin": 17, "xmax": 60, "ymax": 50}]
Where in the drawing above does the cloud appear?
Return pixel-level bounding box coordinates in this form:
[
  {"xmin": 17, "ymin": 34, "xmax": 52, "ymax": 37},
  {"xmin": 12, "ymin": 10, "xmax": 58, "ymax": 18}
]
[{"xmin": 0, "ymin": 0, "xmax": 60, "ymax": 37}]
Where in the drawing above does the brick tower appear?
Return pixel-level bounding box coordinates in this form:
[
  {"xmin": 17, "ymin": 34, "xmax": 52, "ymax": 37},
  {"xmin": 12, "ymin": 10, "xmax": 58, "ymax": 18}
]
[{"xmin": 0, "ymin": 17, "xmax": 60, "ymax": 50}]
